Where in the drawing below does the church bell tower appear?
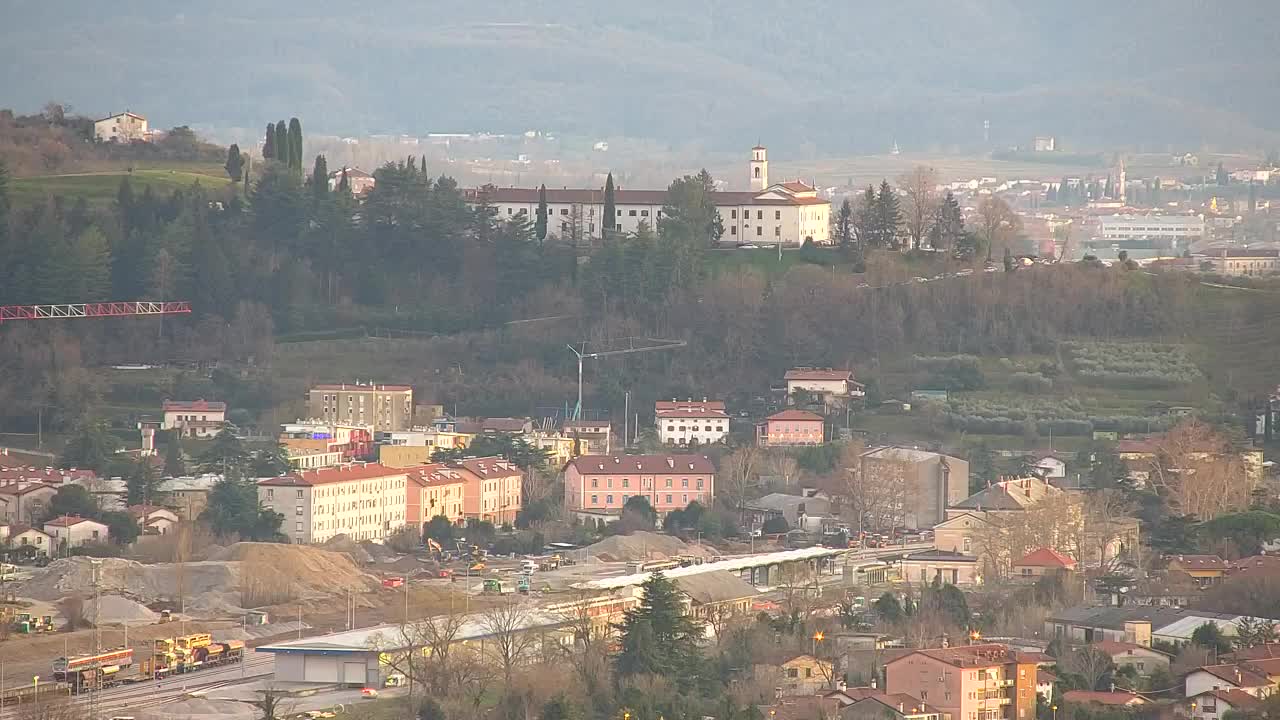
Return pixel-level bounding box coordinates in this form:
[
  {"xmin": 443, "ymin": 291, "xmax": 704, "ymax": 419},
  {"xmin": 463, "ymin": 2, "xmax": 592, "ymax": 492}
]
[{"xmin": 750, "ymin": 145, "xmax": 768, "ymax": 192}]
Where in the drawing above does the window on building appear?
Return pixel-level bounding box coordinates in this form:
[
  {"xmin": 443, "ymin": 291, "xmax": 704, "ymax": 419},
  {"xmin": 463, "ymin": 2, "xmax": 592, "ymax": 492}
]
[
  {"xmin": 267, "ymin": 489, "xmax": 274, "ymax": 500},
  {"xmin": 591, "ymin": 479, "xmax": 598, "ymax": 488},
  {"xmin": 730, "ymin": 226, "xmax": 737, "ymax": 236},
  {"xmin": 682, "ymin": 479, "xmax": 689, "ymax": 488},
  {"xmin": 775, "ymin": 210, "xmax": 781, "ymax": 220},
  {"xmin": 296, "ymin": 489, "xmax": 304, "ymax": 499},
  {"xmin": 606, "ymin": 495, "xmax": 613, "ymax": 504},
  {"xmin": 296, "ymin": 506, "xmax": 303, "ymax": 516},
  {"xmin": 775, "ymin": 226, "xmax": 781, "ymax": 237},
  {"xmin": 757, "ymin": 210, "xmax": 763, "ymax": 220},
  {"xmin": 629, "ymin": 210, "xmax": 637, "ymax": 217},
  {"xmin": 756, "ymin": 227, "xmax": 762, "ymax": 236},
  {"xmin": 641, "ymin": 210, "xmax": 649, "ymax": 217},
  {"xmin": 963, "ymin": 537, "xmax": 971, "ymax": 552},
  {"xmin": 560, "ymin": 208, "xmax": 569, "ymax": 216},
  {"xmin": 617, "ymin": 209, "xmax": 622, "ymax": 216},
  {"xmin": 622, "ymin": 479, "xmax": 630, "ymax": 488},
  {"xmin": 665, "ymin": 479, "xmax": 673, "ymax": 488},
  {"xmin": 666, "ymin": 494, "xmax": 673, "ymax": 504},
  {"xmin": 697, "ymin": 479, "xmax": 704, "ymax": 489},
  {"xmin": 591, "ymin": 494, "xmax": 598, "ymax": 505},
  {"xmin": 731, "ymin": 209, "xmax": 738, "ymax": 219}
]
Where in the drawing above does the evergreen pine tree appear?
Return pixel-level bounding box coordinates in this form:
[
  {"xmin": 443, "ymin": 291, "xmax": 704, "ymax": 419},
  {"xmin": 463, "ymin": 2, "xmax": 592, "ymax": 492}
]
[
  {"xmin": 535, "ymin": 184, "xmax": 548, "ymax": 242},
  {"xmin": 225, "ymin": 144, "xmax": 244, "ymax": 182},
  {"xmin": 311, "ymin": 155, "xmax": 329, "ymax": 202},
  {"xmin": 0, "ymin": 158, "xmax": 9, "ymax": 257},
  {"xmin": 615, "ymin": 572, "xmax": 704, "ymax": 684},
  {"xmin": 603, "ymin": 173, "xmax": 616, "ymax": 241},
  {"xmin": 274, "ymin": 121, "xmax": 289, "ymax": 166},
  {"xmin": 1216, "ymin": 162, "xmax": 1229, "ymax": 186},
  {"xmin": 855, "ymin": 184, "xmax": 877, "ymax": 248},
  {"xmin": 164, "ymin": 434, "xmax": 186, "ymax": 476},
  {"xmin": 935, "ymin": 190, "xmax": 964, "ymax": 251},
  {"xmin": 875, "ymin": 180, "xmax": 902, "ymax": 250},
  {"xmin": 31, "ymin": 203, "xmax": 72, "ymax": 303},
  {"xmin": 836, "ymin": 197, "xmax": 854, "ymax": 252},
  {"xmin": 69, "ymin": 225, "xmax": 112, "ymax": 301},
  {"xmin": 337, "ymin": 169, "xmax": 350, "ymax": 194},
  {"xmin": 288, "ymin": 118, "xmax": 303, "ymax": 172},
  {"xmin": 420, "ymin": 156, "xmax": 427, "ymax": 175},
  {"xmin": 262, "ymin": 123, "xmax": 276, "ymax": 160}
]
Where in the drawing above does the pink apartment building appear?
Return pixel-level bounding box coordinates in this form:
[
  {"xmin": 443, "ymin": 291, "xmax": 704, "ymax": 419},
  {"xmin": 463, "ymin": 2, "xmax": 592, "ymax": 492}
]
[
  {"xmin": 885, "ymin": 644, "xmax": 1039, "ymax": 720},
  {"xmin": 757, "ymin": 410, "xmax": 825, "ymax": 446},
  {"xmin": 564, "ymin": 454, "xmax": 715, "ymax": 515}
]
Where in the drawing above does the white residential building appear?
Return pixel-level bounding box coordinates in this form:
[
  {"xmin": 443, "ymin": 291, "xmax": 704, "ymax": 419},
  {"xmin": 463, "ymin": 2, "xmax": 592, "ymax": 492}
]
[
  {"xmin": 656, "ymin": 400, "xmax": 730, "ymax": 446},
  {"xmin": 162, "ymin": 399, "xmax": 227, "ymax": 438},
  {"xmin": 44, "ymin": 515, "xmax": 110, "ymax": 548},
  {"xmin": 94, "ymin": 111, "xmax": 148, "ymax": 143},
  {"xmin": 466, "ymin": 146, "xmax": 830, "ymax": 246},
  {"xmin": 258, "ymin": 462, "xmax": 407, "ymax": 544},
  {"xmin": 1096, "ymin": 215, "xmax": 1205, "ymax": 242}
]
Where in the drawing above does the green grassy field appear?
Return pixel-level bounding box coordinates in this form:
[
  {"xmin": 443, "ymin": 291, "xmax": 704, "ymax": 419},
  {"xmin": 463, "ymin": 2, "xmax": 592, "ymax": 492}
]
[{"xmin": 12, "ymin": 165, "xmax": 232, "ymax": 206}]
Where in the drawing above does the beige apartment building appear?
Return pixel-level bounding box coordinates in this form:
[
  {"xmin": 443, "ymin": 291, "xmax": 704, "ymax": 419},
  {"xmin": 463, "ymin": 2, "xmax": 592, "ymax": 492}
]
[
  {"xmin": 308, "ymin": 383, "xmax": 414, "ymax": 432},
  {"xmin": 885, "ymin": 645, "xmax": 1039, "ymax": 720},
  {"xmin": 454, "ymin": 457, "xmax": 523, "ymax": 525},
  {"xmin": 857, "ymin": 447, "xmax": 969, "ymax": 530},
  {"xmin": 258, "ymin": 462, "xmax": 407, "ymax": 544},
  {"xmin": 405, "ymin": 464, "xmax": 468, "ymax": 525}
]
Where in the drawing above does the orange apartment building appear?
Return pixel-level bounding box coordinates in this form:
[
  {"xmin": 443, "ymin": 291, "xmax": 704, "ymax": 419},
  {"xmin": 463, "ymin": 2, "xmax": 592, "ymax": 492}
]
[
  {"xmin": 405, "ymin": 463, "xmax": 469, "ymax": 525},
  {"xmin": 885, "ymin": 644, "xmax": 1039, "ymax": 720},
  {"xmin": 453, "ymin": 456, "xmax": 523, "ymax": 525}
]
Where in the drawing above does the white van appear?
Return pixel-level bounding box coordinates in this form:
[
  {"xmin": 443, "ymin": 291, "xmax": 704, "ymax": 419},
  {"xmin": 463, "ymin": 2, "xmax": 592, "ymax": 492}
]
[{"xmin": 521, "ymin": 560, "xmax": 538, "ymax": 573}]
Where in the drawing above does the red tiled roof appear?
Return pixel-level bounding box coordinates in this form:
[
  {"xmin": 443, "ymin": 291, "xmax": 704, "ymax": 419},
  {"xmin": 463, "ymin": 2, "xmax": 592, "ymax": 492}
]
[
  {"xmin": 1168, "ymin": 554, "xmax": 1228, "ymax": 571},
  {"xmin": 44, "ymin": 515, "xmax": 100, "ymax": 528},
  {"xmin": 1063, "ymin": 690, "xmax": 1143, "ymax": 706},
  {"xmin": 258, "ymin": 462, "xmax": 407, "ymax": 487},
  {"xmin": 887, "ymin": 644, "xmax": 1019, "ymax": 669},
  {"xmin": 450, "ymin": 456, "xmax": 521, "ymax": 479},
  {"xmin": 0, "ymin": 481, "xmax": 59, "ymax": 496},
  {"xmin": 1092, "ymin": 640, "xmax": 1167, "ymax": 658},
  {"xmin": 162, "ymin": 399, "xmax": 226, "ymax": 412},
  {"xmin": 0, "ymin": 466, "xmax": 96, "ymax": 483},
  {"xmin": 480, "ymin": 417, "xmax": 530, "ymax": 433},
  {"xmin": 1116, "ymin": 438, "xmax": 1158, "ymax": 454},
  {"xmin": 765, "ymin": 410, "xmax": 824, "ymax": 422},
  {"xmin": 1194, "ymin": 664, "xmax": 1271, "ymax": 688},
  {"xmin": 311, "ymin": 384, "xmax": 412, "ymax": 392},
  {"xmin": 1232, "ymin": 643, "xmax": 1280, "ymax": 661},
  {"xmin": 1015, "ymin": 548, "xmax": 1078, "ymax": 569},
  {"xmin": 1228, "ymin": 556, "xmax": 1280, "ymax": 581},
  {"xmin": 128, "ymin": 504, "xmax": 173, "ymax": 518},
  {"xmin": 406, "ymin": 463, "xmax": 469, "ymax": 488},
  {"xmin": 568, "ymin": 454, "xmax": 716, "ymax": 475},
  {"xmin": 1037, "ymin": 669, "xmax": 1058, "ymax": 684},
  {"xmin": 860, "ymin": 694, "xmax": 940, "ymax": 717},
  {"xmin": 1191, "ymin": 689, "xmax": 1263, "ymax": 710},
  {"xmin": 784, "ymin": 368, "xmax": 854, "ymax": 382}
]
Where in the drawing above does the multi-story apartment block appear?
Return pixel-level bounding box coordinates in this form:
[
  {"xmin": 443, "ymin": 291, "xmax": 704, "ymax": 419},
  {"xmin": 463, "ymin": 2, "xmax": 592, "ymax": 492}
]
[
  {"xmin": 1096, "ymin": 214, "xmax": 1205, "ymax": 243},
  {"xmin": 562, "ymin": 421, "xmax": 612, "ymax": 455},
  {"xmin": 452, "ymin": 456, "xmax": 523, "ymax": 525},
  {"xmin": 656, "ymin": 400, "xmax": 730, "ymax": 446},
  {"xmin": 564, "ymin": 454, "xmax": 715, "ymax": 515},
  {"xmin": 307, "ymin": 383, "xmax": 414, "ymax": 432},
  {"xmin": 859, "ymin": 447, "xmax": 970, "ymax": 530},
  {"xmin": 465, "ymin": 146, "xmax": 830, "ymax": 246},
  {"xmin": 405, "ymin": 464, "xmax": 468, "ymax": 526},
  {"xmin": 885, "ymin": 644, "xmax": 1039, "ymax": 720},
  {"xmin": 257, "ymin": 462, "xmax": 407, "ymax": 544}
]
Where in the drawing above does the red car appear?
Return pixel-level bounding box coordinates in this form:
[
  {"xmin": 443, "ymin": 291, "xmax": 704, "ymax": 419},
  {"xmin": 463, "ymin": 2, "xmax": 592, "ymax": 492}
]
[{"xmin": 381, "ymin": 576, "xmax": 404, "ymax": 588}]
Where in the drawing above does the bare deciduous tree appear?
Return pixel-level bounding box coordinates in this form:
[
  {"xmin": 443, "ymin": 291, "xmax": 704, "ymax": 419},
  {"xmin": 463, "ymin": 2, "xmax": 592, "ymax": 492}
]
[
  {"xmin": 554, "ymin": 590, "xmax": 612, "ymax": 699},
  {"xmin": 479, "ymin": 596, "xmax": 540, "ymax": 685},
  {"xmin": 1061, "ymin": 645, "xmax": 1114, "ymax": 691},
  {"xmin": 977, "ymin": 196, "xmax": 1022, "ymax": 260},
  {"xmin": 1148, "ymin": 420, "xmax": 1253, "ymax": 520},
  {"xmin": 898, "ymin": 166, "xmax": 939, "ymax": 250},
  {"xmin": 721, "ymin": 446, "xmax": 761, "ymax": 520}
]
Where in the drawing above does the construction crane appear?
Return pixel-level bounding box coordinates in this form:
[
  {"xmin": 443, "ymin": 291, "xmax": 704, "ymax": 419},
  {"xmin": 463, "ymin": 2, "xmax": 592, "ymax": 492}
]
[
  {"xmin": 566, "ymin": 336, "xmax": 686, "ymax": 419},
  {"xmin": 0, "ymin": 301, "xmax": 191, "ymax": 324}
]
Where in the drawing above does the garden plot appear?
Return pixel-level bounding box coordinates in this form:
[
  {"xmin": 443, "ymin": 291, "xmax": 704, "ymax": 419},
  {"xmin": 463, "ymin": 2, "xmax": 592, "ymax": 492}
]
[{"xmin": 1063, "ymin": 341, "xmax": 1201, "ymax": 388}]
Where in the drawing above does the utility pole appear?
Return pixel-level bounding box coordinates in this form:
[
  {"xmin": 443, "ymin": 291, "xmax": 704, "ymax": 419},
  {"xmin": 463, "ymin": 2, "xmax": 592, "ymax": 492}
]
[
  {"xmin": 566, "ymin": 337, "xmax": 686, "ymax": 420},
  {"xmin": 90, "ymin": 558, "xmax": 102, "ymax": 720}
]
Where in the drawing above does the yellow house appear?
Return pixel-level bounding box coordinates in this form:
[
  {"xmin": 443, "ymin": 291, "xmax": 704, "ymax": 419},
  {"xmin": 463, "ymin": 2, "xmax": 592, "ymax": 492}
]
[
  {"xmin": 1166, "ymin": 555, "xmax": 1228, "ymax": 585},
  {"xmin": 94, "ymin": 111, "xmax": 148, "ymax": 142},
  {"xmin": 778, "ymin": 654, "xmax": 834, "ymax": 696}
]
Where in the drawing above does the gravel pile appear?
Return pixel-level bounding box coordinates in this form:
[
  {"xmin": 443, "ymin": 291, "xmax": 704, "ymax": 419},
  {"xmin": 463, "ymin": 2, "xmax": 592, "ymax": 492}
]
[
  {"xmin": 586, "ymin": 531, "xmax": 714, "ymax": 562},
  {"xmin": 84, "ymin": 594, "xmax": 159, "ymax": 624}
]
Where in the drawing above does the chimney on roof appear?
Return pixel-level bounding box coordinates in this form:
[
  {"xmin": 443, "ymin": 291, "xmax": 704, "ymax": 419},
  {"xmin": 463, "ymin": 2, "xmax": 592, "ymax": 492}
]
[{"xmin": 667, "ymin": 458, "xmax": 675, "ymax": 469}]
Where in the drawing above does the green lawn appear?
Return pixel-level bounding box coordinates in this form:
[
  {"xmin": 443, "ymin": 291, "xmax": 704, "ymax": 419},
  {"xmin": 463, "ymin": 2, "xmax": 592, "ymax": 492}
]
[{"xmin": 12, "ymin": 165, "xmax": 233, "ymax": 206}]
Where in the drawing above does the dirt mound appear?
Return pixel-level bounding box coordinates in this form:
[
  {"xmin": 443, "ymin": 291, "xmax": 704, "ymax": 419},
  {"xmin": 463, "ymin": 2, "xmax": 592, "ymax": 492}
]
[
  {"xmin": 138, "ymin": 698, "xmax": 255, "ymax": 719},
  {"xmin": 19, "ymin": 558, "xmax": 241, "ymax": 603},
  {"xmin": 585, "ymin": 531, "xmax": 713, "ymax": 562},
  {"xmin": 318, "ymin": 534, "xmax": 374, "ymax": 564},
  {"xmin": 219, "ymin": 542, "xmax": 379, "ymax": 598},
  {"xmin": 85, "ymin": 594, "xmax": 159, "ymax": 624}
]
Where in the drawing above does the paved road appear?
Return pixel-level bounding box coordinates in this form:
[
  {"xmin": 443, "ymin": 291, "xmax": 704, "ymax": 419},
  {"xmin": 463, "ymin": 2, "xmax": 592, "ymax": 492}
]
[{"xmin": 1, "ymin": 654, "xmax": 275, "ymax": 720}]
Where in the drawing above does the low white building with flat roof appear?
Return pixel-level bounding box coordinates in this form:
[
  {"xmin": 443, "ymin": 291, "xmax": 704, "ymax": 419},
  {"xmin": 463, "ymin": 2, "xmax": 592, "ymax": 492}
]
[{"xmin": 1097, "ymin": 215, "xmax": 1205, "ymax": 242}]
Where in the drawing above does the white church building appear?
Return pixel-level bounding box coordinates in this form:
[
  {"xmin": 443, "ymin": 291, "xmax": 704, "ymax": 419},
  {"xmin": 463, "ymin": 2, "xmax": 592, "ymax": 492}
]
[{"xmin": 466, "ymin": 146, "xmax": 830, "ymax": 246}]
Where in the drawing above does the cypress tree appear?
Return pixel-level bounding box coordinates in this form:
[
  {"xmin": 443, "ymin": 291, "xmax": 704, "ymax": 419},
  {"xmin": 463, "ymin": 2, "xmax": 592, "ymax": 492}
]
[
  {"xmin": 420, "ymin": 156, "xmax": 427, "ymax": 175},
  {"xmin": 288, "ymin": 118, "xmax": 303, "ymax": 172},
  {"xmin": 603, "ymin": 173, "xmax": 616, "ymax": 240},
  {"xmin": 69, "ymin": 225, "xmax": 112, "ymax": 301},
  {"xmin": 225, "ymin": 143, "xmax": 244, "ymax": 181},
  {"xmin": 311, "ymin": 155, "xmax": 329, "ymax": 202},
  {"xmin": 164, "ymin": 435, "xmax": 186, "ymax": 477},
  {"xmin": 274, "ymin": 121, "xmax": 289, "ymax": 166},
  {"xmin": 535, "ymin": 184, "xmax": 548, "ymax": 241},
  {"xmin": 262, "ymin": 123, "xmax": 276, "ymax": 160},
  {"xmin": 0, "ymin": 158, "xmax": 9, "ymax": 247},
  {"xmin": 337, "ymin": 169, "xmax": 350, "ymax": 194},
  {"xmin": 836, "ymin": 197, "xmax": 853, "ymax": 251}
]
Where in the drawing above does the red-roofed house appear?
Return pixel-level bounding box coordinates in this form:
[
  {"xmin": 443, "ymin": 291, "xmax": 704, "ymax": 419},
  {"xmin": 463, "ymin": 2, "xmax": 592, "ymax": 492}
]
[
  {"xmin": 43, "ymin": 515, "xmax": 110, "ymax": 548},
  {"xmin": 843, "ymin": 694, "xmax": 941, "ymax": 720},
  {"xmin": 1013, "ymin": 548, "xmax": 1078, "ymax": 579},
  {"xmin": 1188, "ymin": 688, "xmax": 1263, "ymax": 720},
  {"xmin": 1091, "ymin": 641, "xmax": 1170, "ymax": 677},
  {"xmin": 1185, "ymin": 664, "xmax": 1273, "ymax": 698},
  {"xmin": 162, "ymin": 399, "xmax": 227, "ymax": 438},
  {"xmin": 757, "ymin": 410, "xmax": 825, "ymax": 447},
  {"xmin": 257, "ymin": 462, "xmax": 407, "ymax": 544},
  {"xmin": 1062, "ymin": 690, "xmax": 1146, "ymax": 707},
  {"xmin": 10, "ymin": 526, "xmax": 53, "ymax": 554},
  {"xmin": 655, "ymin": 400, "xmax": 730, "ymax": 446},
  {"xmin": 1167, "ymin": 555, "xmax": 1229, "ymax": 585}
]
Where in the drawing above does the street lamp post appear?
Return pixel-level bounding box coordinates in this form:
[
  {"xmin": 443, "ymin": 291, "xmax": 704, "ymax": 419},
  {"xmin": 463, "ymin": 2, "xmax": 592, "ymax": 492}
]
[
  {"xmin": 812, "ymin": 630, "xmax": 824, "ymax": 656},
  {"xmin": 1052, "ymin": 705, "xmax": 1057, "ymax": 720}
]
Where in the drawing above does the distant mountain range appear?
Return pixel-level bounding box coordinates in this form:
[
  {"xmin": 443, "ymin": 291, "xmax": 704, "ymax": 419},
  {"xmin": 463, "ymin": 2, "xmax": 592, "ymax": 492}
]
[{"xmin": 4, "ymin": 1, "xmax": 1277, "ymax": 153}]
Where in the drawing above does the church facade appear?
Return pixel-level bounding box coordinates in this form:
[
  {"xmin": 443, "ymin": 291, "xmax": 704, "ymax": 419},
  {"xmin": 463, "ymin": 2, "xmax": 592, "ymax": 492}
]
[{"xmin": 467, "ymin": 146, "xmax": 830, "ymax": 246}]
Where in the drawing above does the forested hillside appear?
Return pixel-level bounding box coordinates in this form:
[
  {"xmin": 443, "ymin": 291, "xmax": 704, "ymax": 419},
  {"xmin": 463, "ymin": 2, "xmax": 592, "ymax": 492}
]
[{"xmin": 4, "ymin": 2, "xmax": 1278, "ymax": 150}]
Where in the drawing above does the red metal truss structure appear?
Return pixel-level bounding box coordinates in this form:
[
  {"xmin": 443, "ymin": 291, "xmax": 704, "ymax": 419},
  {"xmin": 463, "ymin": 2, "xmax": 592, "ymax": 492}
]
[{"xmin": 0, "ymin": 301, "xmax": 191, "ymax": 324}]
